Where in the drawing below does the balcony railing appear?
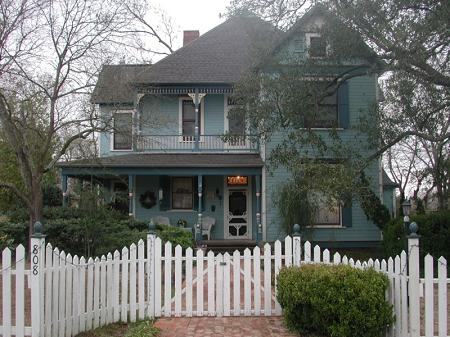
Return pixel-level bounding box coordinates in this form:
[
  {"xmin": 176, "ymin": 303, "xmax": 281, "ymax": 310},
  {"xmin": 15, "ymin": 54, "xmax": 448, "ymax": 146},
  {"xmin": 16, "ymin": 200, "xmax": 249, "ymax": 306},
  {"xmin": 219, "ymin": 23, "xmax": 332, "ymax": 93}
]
[{"xmin": 134, "ymin": 134, "xmax": 259, "ymax": 153}]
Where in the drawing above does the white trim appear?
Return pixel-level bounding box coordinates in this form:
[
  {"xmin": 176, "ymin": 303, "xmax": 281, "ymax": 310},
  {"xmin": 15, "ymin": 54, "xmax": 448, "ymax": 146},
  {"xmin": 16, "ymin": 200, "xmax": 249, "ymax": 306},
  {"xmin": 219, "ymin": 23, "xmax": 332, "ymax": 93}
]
[
  {"xmin": 223, "ymin": 176, "xmax": 253, "ymax": 240},
  {"xmin": 178, "ymin": 97, "xmax": 205, "ymax": 141},
  {"xmin": 110, "ymin": 109, "xmax": 134, "ymax": 151}
]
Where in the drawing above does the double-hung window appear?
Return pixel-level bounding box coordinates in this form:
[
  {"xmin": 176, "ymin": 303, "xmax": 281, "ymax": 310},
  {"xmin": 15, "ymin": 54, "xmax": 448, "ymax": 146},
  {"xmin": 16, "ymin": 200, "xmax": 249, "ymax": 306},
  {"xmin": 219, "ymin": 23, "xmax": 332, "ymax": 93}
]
[
  {"xmin": 310, "ymin": 192, "xmax": 341, "ymax": 227},
  {"xmin": 182, "ymin": 100, "xmax": 201, "ymax": 141},
  {"xmin": 304, "ymin": 83, "xmax": 338, "ymax": 128},
  {"xmin": 113, "ymin": 112, "xmax": 133, "ymax": 150},
  {"xmin": 172, "ymin": 177, "xmax": 193, "ymax": 209}
]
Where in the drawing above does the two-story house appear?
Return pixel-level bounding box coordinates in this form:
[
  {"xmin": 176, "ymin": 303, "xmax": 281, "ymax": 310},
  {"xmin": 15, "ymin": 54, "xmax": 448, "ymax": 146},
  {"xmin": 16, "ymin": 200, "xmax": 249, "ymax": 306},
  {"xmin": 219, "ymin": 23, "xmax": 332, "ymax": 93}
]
[{"xmin": 59, "ymin": 6, "xmax": 397, "ymax": 248}]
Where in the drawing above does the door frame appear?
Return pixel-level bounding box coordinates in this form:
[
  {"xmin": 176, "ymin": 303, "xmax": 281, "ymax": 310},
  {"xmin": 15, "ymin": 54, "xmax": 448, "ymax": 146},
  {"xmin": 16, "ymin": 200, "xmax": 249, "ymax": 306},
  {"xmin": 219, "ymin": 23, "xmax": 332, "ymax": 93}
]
[{"xmin": 223, "ymin": 176, "xmax": 252, "ymax": 240}]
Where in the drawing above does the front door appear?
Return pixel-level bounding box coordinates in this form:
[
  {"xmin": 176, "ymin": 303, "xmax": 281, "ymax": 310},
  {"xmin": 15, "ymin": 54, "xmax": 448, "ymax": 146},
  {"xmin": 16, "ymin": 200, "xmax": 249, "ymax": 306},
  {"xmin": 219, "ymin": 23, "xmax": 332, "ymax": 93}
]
[{"xmin": 224, "ymin": 179, "xmax": 252, "ymax": 240}]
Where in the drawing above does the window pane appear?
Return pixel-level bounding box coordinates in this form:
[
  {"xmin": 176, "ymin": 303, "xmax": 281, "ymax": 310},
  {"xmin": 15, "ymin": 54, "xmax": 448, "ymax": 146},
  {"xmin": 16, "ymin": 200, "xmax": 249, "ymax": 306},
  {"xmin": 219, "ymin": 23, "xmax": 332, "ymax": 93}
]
[
  {"xmin": 172, "ymin": 177, "xmax": 193, "ymax": 209},
  {"xmin": 310, "ymin": 192, "xmax": 340, "ymax": 226},
  {"xmin": 304, "ymin": 85, "xmax": 338, "ymax": 128},
  {"xmin": 310, "ymin": 36, "xmax": 326, "ymax": 57},
  {"xmin": 114, "ymin": 113, "xmax": 132, "ymax": 149},
  {"xmin": 183, "ymin": 101, "xmax": 195, "ymax": 120},
  {"xmin": 228, "ymin": 110, "xmax": 245, "ymax": 135},
  {"xmin": 182, "ymin": 121, "xmax": 195, "ymax": 136},
  {"xmin": 182, "ymin": 100, "xmax": 201, "ymax": 136}
]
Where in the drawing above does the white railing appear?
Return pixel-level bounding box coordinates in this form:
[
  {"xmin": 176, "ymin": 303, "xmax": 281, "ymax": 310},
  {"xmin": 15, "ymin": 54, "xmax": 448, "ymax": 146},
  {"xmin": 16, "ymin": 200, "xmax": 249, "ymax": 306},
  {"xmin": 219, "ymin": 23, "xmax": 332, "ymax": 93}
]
[
  {"xmin": 0, "ymin": 226, "xmax": 448, "ymax": 337},
  {"xmin": 135, "ymin": 134, "xmax": 258, "ymax": 152}
]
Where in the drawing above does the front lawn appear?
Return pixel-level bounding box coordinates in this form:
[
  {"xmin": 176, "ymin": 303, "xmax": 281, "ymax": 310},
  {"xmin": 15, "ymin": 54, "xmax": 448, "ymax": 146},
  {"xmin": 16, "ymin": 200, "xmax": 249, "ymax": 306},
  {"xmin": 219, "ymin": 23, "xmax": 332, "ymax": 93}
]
[{"xmin": 75, "ymin": 320, "xmax": 160, "ymax": 337}]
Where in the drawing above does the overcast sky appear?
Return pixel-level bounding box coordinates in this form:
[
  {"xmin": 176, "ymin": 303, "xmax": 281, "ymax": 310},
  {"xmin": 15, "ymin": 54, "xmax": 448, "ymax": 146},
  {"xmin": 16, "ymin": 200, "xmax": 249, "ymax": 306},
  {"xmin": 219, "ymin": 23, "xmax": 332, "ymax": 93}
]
[{"xmin": 154, "ymin": 0, "xmax": 231, "ymax": 52}]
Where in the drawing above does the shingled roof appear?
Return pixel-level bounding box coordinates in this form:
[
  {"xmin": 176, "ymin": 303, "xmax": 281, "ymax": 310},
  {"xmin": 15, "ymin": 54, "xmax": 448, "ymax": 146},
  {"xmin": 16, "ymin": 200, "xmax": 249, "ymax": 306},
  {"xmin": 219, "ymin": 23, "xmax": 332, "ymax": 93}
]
[
  {"xmin": 134, "ymin": 16, "xmax": 281, "ymax": 85},
  {"xmin": 91, "ymin": 64, "xmax": 150, "ymax": 104}
]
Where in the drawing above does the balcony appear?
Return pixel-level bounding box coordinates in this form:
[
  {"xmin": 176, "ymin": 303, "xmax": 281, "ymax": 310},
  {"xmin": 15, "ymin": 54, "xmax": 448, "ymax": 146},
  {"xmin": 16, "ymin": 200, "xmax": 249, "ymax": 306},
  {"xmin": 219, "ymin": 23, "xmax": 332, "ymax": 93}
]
[{"xmin": 134, "ymin": 134, "xmax": 259, "ymax": 153}]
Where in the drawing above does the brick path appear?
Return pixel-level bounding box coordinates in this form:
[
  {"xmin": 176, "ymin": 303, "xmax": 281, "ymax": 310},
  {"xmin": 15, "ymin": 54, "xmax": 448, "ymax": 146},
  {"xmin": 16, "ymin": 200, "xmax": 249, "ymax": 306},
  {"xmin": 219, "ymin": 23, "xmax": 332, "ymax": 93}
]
[{"xmin": 154, "ymin": 316, "xmax": 298, "ymax": 337}]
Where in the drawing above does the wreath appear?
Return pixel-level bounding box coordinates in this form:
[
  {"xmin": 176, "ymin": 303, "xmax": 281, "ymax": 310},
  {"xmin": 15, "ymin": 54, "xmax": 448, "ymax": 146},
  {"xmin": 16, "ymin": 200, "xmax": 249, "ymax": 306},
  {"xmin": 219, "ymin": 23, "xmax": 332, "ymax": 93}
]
[{"xmin": 139, "ymin": 191, "xmax": 156, "ymax": 209}]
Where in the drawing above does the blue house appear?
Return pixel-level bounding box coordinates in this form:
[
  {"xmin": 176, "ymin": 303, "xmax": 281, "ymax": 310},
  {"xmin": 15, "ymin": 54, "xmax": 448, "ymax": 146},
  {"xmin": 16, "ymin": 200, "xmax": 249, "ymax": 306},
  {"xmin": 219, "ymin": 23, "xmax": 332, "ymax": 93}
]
[{"xmin": 59, "ymin": 7, "xmax": 396, "ymax": 248}]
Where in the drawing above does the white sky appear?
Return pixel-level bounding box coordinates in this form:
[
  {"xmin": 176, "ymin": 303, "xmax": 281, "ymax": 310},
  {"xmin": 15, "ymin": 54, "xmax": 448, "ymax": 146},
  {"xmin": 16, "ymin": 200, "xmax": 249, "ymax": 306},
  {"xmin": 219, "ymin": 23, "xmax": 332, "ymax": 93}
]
[{"xmin": 154, "ymin": 0, "xmax": 231, "ymax": 51}]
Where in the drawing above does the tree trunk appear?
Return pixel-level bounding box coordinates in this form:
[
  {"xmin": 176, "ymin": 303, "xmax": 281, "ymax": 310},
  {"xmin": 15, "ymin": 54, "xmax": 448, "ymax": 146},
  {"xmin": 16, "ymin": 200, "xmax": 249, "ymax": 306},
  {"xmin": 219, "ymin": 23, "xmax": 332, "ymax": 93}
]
[{"xmin": 28, "ymin": 179, "xmax": 44, "ymax": 242}]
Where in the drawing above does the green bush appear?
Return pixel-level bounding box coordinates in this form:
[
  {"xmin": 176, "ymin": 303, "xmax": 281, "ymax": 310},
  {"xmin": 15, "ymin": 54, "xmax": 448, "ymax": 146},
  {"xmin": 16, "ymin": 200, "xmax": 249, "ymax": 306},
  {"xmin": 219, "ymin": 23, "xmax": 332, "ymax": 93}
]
[
  {"xmin": 156, "ymin": 224, "xmax": 194, "ymax": 250},
  {"xmin": 0, "ymin": 206, "xmax": 194, "ymax": 256},
  {"xmin": 382, "ymin": 210, "xmax": 450, "ymax": 260},
  {"xmin": 277, "ymin": 264, "xmax": 393, "ymax": 337}
]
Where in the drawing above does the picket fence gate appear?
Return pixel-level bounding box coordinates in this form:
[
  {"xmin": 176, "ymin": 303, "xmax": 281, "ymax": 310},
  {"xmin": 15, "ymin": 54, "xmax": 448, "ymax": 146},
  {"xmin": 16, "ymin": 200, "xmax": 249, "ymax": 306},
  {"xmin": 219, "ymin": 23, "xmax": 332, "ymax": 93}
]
[{"xmin": 0, "ymin": 225, "xmax": 448, "ymax": 337}]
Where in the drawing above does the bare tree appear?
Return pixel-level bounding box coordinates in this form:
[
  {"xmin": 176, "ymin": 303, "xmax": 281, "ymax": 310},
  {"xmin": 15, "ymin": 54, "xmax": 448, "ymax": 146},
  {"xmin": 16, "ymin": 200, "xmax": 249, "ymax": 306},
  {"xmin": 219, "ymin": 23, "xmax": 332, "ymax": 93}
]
[
  {"xmin": 0, "ymin": 0, "xmax": 172, "ymax": 237},
  {"xmin": 114, "ymin": 0, "xmax": 178, "ymax": 61}
]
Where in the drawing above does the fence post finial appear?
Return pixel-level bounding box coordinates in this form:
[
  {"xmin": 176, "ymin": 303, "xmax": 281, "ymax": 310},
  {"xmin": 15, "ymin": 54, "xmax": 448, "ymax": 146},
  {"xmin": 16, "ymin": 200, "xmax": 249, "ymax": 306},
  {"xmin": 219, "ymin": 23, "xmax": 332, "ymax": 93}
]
[
  {"xmin": 148, "ymin": 220, "xmax": 156, "ymax": 234},
  {"xmin": 32, "ymin": 221, "xmax": 45, "ymax": 238},
  {"xmin": 409, "ymin": 221, "xmax": 419, "ymax": 237},
  {"xmin": 293, "ymin": 223, "xmax": 301, "ymax": 236}
]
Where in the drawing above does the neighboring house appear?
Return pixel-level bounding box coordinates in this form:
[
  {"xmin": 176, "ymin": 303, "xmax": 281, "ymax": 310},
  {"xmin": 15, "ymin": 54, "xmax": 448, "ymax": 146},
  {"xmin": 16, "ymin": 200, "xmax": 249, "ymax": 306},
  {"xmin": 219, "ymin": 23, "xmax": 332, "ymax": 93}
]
[{"xmin": 59, "ymin": 6, "xmax": 396, "ymax": 247}]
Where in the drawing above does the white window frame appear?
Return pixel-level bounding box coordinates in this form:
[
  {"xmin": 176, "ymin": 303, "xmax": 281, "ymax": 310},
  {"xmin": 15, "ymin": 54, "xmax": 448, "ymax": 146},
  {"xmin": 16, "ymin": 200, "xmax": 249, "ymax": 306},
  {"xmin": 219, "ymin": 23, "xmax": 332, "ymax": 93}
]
[
  {"xmin": 308, "ymin": 193, "xmax": 343, "ymax": 228},
  {"xmin": 178, "ymin": 97, "xmax": 204, "ymax": 142},
  {"xmin": 110, "ymin": 110, "xmax": 134, "ymax": 151},
  {"xmin": 223, "ymin": 95, "xmax": 249, "ymax": 149},
  {"xmin": 305, "ymin": 32, "xmax": 327, "ymax": 58},
  {"xmin": 171, "ymin": 176, "xmax": 194, "ymax": 210}
]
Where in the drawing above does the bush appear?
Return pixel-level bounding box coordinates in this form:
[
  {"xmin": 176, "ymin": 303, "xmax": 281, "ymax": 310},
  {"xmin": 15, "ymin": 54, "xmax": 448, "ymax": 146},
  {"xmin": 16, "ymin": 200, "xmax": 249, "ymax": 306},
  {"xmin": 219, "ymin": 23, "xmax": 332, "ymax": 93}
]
[
  {"xmin": 277, "ymin": 264, "xmax": 393, "ymax": 337},
  {"xmin": 0, "ymin": 206, "xmax": 194, "ymax": 257},
  {"xmin": 156, "ymin": 224, "xmax": 194, "ymax": 250},
  {"xmin": 382, "ymin": 210, "xmax": 450, "ymax": 260}
]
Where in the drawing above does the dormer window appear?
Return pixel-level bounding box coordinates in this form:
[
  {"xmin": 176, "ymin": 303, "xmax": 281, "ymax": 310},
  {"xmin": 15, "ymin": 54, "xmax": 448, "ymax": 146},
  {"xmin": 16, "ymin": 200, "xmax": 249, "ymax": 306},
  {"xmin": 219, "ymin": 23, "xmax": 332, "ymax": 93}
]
[{"xmin": 306, "ymin": 33, "xmax": 327, "ymax": 58}]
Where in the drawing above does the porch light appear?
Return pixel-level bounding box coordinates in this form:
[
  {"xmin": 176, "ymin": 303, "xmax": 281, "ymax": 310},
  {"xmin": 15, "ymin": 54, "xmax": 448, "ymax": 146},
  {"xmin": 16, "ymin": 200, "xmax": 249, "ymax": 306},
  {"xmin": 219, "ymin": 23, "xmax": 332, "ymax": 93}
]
[{"xmin": 402, "ymin": 199, "xmax": 411, "ymax": 219}]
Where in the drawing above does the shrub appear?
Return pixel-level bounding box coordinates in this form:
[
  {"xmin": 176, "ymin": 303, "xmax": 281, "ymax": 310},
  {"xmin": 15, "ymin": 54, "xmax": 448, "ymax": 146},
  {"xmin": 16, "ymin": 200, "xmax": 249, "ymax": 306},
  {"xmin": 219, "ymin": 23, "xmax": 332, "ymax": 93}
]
[
  {"xmin": 382, "ymin": 210, "xmax": 450, "ymax": 260},
  {"xmin": 156, "ymin": 224, "xmax": 194, "ymax": 250},
  {"xmin": 277, "ymin": 264, "xmax": 393, "ymax": 337}
]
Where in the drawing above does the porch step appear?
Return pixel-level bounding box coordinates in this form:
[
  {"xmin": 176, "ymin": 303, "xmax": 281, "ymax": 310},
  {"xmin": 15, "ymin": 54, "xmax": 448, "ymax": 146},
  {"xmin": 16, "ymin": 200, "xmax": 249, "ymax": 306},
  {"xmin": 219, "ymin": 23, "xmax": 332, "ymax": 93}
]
[{"xmin": 202, "ymin": 240, "xmax": 257, "ymax": 253}]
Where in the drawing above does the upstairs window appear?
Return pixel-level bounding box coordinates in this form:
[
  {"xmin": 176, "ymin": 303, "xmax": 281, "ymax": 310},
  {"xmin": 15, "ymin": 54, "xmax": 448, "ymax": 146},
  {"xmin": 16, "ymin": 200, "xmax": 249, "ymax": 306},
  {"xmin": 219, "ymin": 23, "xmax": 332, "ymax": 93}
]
[
  {"xmin": 304, "ymin": 83, "xmax": 338, "ymax": 128},
  {"xmin": 306, "ymin": 33, "xmax": 327, "ymax": 58},
  {"xmin": 182, "ymin": 99, "xmax": 201, "ymax": 140},
  {"xmin": 172, "ymin": 177, "xmax": 193, "ymax": 209},
  {"xmin": 113, "ymin": 112, "xmax": 132, "ymax": 150}
]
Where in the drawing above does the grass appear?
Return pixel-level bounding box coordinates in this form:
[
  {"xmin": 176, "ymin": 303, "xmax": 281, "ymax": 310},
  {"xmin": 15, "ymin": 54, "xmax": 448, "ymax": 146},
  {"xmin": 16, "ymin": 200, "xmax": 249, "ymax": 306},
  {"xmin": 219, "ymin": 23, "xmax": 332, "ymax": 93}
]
[{"xmin": 75, "ymin": 320, "xmax": 160, "ymax": 337}]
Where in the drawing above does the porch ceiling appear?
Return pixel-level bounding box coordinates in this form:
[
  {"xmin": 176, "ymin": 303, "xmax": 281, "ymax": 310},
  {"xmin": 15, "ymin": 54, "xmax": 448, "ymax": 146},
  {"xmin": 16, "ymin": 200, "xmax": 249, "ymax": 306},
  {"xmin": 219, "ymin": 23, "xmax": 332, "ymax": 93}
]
[{"xmin": 58, "ymin": 153, "xmax": 264, "ymax": 176}]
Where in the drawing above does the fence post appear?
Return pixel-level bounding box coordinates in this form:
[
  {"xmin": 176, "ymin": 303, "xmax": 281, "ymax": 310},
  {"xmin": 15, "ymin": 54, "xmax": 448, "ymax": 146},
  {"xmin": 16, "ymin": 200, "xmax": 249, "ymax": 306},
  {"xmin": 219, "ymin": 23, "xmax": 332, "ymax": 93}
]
[
  {"xmin": 292, "ymin": 224, "xmax": 301, "ymax": 266},
  {"xmin": 30, "ymin": 222, "xmax": 45, "ymax": 337},
  {"xmin": 147, "ymin": 221, "xmax": 156, "ymax": 318},
  {"xmin": 408, "ymin": 222, "xmax": 420, "ymax": 337}
]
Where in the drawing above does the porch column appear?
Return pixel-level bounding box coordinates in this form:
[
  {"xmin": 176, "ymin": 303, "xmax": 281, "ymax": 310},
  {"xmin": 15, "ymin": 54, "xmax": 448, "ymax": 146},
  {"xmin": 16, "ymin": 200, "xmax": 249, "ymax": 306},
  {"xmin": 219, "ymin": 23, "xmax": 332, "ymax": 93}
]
[
  {"xmin": 61, "ymin": 174, "xmax": 68, "ymax": 207},
  {"xmin": 188, "ymin": 89, "xmax": 206, "ymax": 152},
  {"xmin": 196, "ymin": 175, "xmax": 203, "ymax": 242},
  {"xmin": 128, "ymin": 175, "xmax": 134, "ymax": 217},
  {"xmin": 255, "ymin": 175, "xmax": 262, "ymax": 244}
]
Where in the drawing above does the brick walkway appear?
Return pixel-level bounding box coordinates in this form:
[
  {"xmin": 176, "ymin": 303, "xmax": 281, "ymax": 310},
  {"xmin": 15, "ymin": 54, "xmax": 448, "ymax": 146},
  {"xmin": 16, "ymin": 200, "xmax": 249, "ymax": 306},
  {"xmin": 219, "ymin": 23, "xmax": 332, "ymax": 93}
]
[{"xmin": 154, "ymin": 316, "xmax": 298, "ymax": 337}]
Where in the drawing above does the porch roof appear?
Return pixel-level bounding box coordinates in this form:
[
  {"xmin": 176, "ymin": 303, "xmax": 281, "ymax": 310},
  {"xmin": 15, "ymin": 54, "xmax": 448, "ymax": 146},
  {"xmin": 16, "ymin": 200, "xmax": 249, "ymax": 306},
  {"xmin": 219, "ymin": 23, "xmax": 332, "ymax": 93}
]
[{"xmin": 58, "ymin": 153, "xmax": 264, "ymax": 176}]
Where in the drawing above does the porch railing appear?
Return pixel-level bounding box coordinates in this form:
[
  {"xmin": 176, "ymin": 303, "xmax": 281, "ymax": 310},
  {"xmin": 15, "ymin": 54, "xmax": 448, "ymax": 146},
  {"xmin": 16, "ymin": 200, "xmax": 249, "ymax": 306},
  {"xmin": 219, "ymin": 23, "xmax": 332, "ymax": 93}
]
[{"xmin": 134, "ymin": 134, "xmax": 259, "ymax": 152}]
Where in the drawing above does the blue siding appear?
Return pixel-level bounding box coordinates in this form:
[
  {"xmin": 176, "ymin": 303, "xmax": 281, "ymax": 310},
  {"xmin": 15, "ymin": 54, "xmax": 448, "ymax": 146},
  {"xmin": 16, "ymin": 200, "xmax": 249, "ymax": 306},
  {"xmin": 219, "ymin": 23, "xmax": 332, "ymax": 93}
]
[
  {"xmin": 134, "ymin": 175, "xmax": 226, "ymax": 239},
  {"xmin": 99, "ymin": 95, "xmax": 226, "ymax": 157},
  {"xmin": 263, "ymin": 75, "xmax": 382, "ymax": 244}
]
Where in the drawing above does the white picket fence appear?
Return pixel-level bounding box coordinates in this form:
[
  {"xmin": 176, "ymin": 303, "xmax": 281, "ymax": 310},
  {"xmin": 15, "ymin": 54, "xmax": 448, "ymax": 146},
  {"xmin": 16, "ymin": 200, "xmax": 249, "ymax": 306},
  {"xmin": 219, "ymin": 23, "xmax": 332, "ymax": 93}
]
[{"xmin": 0, "ymin": 230, "xmax": 448, "ymax": 337}]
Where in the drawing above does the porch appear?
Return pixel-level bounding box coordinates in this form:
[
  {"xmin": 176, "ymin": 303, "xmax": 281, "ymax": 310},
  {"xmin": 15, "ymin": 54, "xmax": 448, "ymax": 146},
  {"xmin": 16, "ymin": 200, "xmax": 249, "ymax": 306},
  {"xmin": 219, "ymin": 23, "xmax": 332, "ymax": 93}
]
[{"xmin": 58, "ymin": 153, "xmax": 264, "ymax": 242}]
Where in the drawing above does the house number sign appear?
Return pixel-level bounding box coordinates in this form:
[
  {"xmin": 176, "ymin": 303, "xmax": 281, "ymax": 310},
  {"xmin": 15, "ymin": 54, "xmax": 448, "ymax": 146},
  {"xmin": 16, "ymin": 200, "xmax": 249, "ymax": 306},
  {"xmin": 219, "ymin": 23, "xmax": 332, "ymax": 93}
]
[
  {"xmin": 227, "ymin": 176, "xmax": 248, "ymax": 186},
  {"xmin": 32, "ymin": 244, "xmax": 39, "ymax": 275}
]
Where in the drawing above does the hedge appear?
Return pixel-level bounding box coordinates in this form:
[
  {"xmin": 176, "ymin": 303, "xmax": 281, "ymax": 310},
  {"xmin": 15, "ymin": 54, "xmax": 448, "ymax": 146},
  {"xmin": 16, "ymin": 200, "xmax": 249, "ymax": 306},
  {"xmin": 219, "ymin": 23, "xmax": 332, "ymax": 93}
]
[
  {"xmin": 0, "ymin": 206, "xmax": 194, "ymax": 256},
  {"xmin": 382, "ymin": 210, "xmax": 450, "ymax": 260},
  {"xmin": 277, "ymin": 264, "xmax": 393, "ymax": 337}
]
